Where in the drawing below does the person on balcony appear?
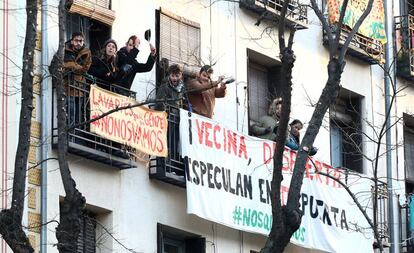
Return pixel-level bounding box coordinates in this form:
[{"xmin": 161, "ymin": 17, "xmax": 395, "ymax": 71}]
[
  {"xmin": 117, "ymin": 35, "xmax": 157, "ymax": 90},
  {"xmin": 155, "ymin": 64, "xmax": 185, "ymax": 167},
  {"xmin": 251, "ymin": 98, "xmax": 282, "ymax": 141},
  {"xmin": 187, "ymin": 65, "xmax": 227, "ymax": 119},
  {"xmin": 155, "ymin": 64, "xmax": 184, "ymax": 111},
  {"xmin": 63, "ymin": 32, "xmax": 92, "ymax": 128},
  {"xmin": 286, "ymin": 119, "xmax": 318, "ymax": 155},
  {"xmin": 88, "ymin": 39, "xmax": 119, "ymax": 89}
]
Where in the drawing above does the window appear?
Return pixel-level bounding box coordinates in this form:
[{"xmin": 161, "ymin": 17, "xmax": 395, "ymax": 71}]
[
  {"xmin": 404, "ymin": 114, "xmax": 414, "ymax": 183},
  {"xmin": 77, "ymin": 211, "xmax": 97, "ymax": 253},
  {"xmin": 329, "ymin": 89, "xmax": 363, "ymax": 172},
  {"xmin": 247, "ymin": 49, "xmax": 281, "ymax": 126},
  {"xmin": 395, "ymin": 9, "xmax": 414, "ymax": 80},
  {"xmin": 66, "ymin": 13, "xmax": 111, "ymax": 55},
  {"xmin": 157, "ymin": 224, "xmax": 205, "ymax": 253},
  {"xmin": 156, "ymin": 8, "xmax": 201, "ymax": 78},
  {"xmin": 59, "ymin": 203, "xmax": 98, "ymax": 253}
]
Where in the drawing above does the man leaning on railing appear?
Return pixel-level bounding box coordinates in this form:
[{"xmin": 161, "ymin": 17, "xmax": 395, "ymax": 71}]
[{"xmin": 63, "ymin": 32, "xmax": 92, "ymax": 132}]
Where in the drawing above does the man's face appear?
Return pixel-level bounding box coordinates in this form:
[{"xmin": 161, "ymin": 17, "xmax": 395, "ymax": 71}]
[
  {"xmin": 126, "ymin": 38, "xmax": 140, "ymax": 52},
  {"xmin": 200, "ymin": 71, "xmax": 211, "ymax": 82},
  {"xmin": 169, "ymin": 72, "xmax": 183, "ymax": 86},
  {"xmin": 71, "ymin": 35, "xmax": 84, "ymax": 51}
]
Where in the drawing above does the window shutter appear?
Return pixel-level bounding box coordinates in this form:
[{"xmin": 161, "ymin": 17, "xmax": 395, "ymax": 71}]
[
  {"xmin": 67, "ymin": 0, "xmax": 115, "ymax": 26},
  {"xmin": 77, "ymin": 212, "xmax": 97, "ymax": 253},
  {"xmin": 159, "ymin": 9, "xmax": 201, "ymax": 69},
  {"xmin": 248, "ymin": 63, "xmax": 269, "ymax": 123},
  {"xmin": 76, "ymin": 217, "xmax": 85, "ymax": 253}
]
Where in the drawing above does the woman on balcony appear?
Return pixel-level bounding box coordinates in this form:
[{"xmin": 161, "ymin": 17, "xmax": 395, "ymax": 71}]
[
  {"xmin": 286, "ymin": 119, "xmax": 317, "ymax": 155},
  {"xmin": 88, "ymin": 39, "xmax": 120, "ymax": 90}
]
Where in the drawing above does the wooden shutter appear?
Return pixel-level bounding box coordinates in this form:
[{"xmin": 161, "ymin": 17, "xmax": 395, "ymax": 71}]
[
  {"xmin": 77, "ymin": 212, "xmax": 97, "ymax": 253},
  {"xmin": 159, "ymin": 8, "xmax": 201, "ymax": 69},
  {"xmin": 67, "ymin": 0, "xmax": 115, "ymax": 26},
  {"xmin": 248, "ymin": 63, "xmax": 269, "ymax": 123}
]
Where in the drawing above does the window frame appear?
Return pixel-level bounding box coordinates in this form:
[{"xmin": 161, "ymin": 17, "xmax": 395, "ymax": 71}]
[
  {"xmin": 155, "ymin": 8, "xmax": 201, "ymax": 86},
  {"xmin": 329, "ymin": 89, "xmax": 364, "ymax": 173}
]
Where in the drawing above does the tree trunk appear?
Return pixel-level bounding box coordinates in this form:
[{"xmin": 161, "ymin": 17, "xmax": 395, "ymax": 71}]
[
  {"xmin": 49, "ymin": 1, "xmax": 86, "ymax": 252},
  {"xmin": 286, "ymin": 58, "xmax": 344, "ymax": 210},
  {"xmin": 0, "ymin": 1, "xmax": 37, "ymax": 252},
  {"xmin": 261, "ymin": 43, "xmax": 298, "ymax": 253}
]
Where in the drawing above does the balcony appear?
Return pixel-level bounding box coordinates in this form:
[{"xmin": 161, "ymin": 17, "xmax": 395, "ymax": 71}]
[
  {"xmin": 395, "ymin": 15, "xmax": 414, "ymax": 81},
  {"xmin": 323, "ymin": 24, "xmax": 384, "ymax": 64},
  {"xmin": 372, "ymin": 181, "xmax": 390, "ymax": 249},
  {"xmin": 149, "ymin": 105, "xmax": 186, "ymax": 187},
  {"xmin": 239, "ymin": 0, "xmax": 308, "ymax": 30},
  {"xmin": 52, "ymin": 75, "xmax": 137, "ymax": 169}
]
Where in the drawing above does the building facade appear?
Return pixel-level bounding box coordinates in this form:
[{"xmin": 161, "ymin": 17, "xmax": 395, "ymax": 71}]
[{"xmin": 1, "ymin": 0, "xmax": 414, "ymax": 252}]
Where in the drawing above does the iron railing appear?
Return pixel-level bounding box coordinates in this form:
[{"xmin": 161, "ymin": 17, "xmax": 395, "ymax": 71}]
[
  {"xmin": 239, "ymin": 0, "xmax": 308, "ymax": 30},
  {"xmin": 149, "ymin": 104, "xmax": 186, "ymax": 187},
  {"xmin": 323, "ymin": 24, "xmax": 384, "ymax": 64},
  {"xmin": 395, "ymin": 15, "xmax": 414, "ymax": 80},
  {"xmin": 52, "ymin": 74, "xmax": 137, "ymax": 169},
  {"xmin": 372, "ymin": 181, "xmax": 390, "ymax": 248}
]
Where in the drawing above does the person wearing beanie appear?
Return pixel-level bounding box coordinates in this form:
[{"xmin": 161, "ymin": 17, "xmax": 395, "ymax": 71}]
[
  {"xmin": 88, "ymin": 39, "xmax": 120, "ymax": 88},
  {"xmin": 116, "ymin": 34, "xmax": 157, "ymax": 90}
]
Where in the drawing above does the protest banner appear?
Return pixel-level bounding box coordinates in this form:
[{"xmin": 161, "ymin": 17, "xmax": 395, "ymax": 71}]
[
  {"xmin": 180, "ymin": 109, "xmax": 374, "ymax": 253},
  {"xmin": 89, "ymin": 85, "xmax": 168, "ymax": 157},
  {"xmin": 327, "ymin": 0, "xmax": 386, "ymax": 44}
]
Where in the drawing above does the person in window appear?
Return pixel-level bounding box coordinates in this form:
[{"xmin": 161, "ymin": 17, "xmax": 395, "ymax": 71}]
[
  {"xmin": 187, "ymin": 65, "xmax": 227, "ymax": 119},
  {"xmin": 117, "ymin": 35, "xmax": 157, "ymax": 90},
  {"xmin": 63, "ymin": 32, "xmax": 92, "ymax": 129},
  {"xmin": 251, "ymin": 98, "xmax": 282, "ymax": 141},
  {"xmin": 88, "ymin": 39, "xmax": 119, "ymax": 90},
  {"xmin": 155, "ymin": 64, "xmax": 184, "ymax": 111},
  {"xmin": 286, "ymin": 119, "xmax": 318, "ymax": 155}
]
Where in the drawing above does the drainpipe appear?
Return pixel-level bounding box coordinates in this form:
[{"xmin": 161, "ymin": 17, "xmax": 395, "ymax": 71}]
[
  {"xmin": 40, "ymin": 0, "xmax": 49, "ymax": 251},
  {"xmin": 384, "ymin": 0, "xmax": 398, "ymax": 251}
]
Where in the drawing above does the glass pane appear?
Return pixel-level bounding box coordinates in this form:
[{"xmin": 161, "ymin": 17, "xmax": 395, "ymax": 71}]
[{"xmin": 164, "ymin": 244, "xmax": 179, "ymax": 253}]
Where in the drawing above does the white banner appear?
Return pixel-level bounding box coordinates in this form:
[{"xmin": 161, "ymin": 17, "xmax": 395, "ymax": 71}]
[{"xmin": 180, "ymin": 109, "xmax": 374, "ymax": 253}]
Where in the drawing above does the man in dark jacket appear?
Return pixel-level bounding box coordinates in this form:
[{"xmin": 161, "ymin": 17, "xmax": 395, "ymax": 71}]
[
  {"xmin": 117, "ymin": 35, "xmax": 157, "ymax": 89},
  {"xmin": 155, "ymin": 64, "xmax": 184, "ymax": 111},
  {"xmin": 63, "ymin": 32, "xmax": 92, "ymax": 131}
]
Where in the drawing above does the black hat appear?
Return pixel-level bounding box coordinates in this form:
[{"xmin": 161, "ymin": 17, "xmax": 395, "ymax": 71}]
[
  {"xmin": 103, "ymin": 39, "xmax": 118, "ymax": 50},
  {"xmin": 200, "ymin": 65, "xmax": 213, "ymax": 74}
]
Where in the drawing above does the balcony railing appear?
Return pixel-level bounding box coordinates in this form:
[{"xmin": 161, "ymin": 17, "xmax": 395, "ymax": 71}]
[
  {"xmin": 400, "ymin": 194, "xmax": 414, "ymax": 253},
  {"xmin": 149, "ymin": 105, "xmax": 186, "ymax": 187},
  {"xmin": 52, "ymin": 75, "xmax": 137, "ymax": 169},
  {"xmin": 323, "ymin": 24, "xmax": 384, "ymax": 64},
  {"xmin": 239, "ymin": 0, "xmax": 308, "ymax": 30},
  {"xmin": 395, "ymin": 15, "xmax": 414, "ymax": 80},
  {"xmin": 372, "ymin": 181, "xmax": 390, "ymax": 248}
]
